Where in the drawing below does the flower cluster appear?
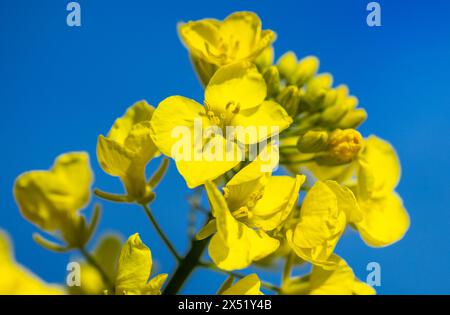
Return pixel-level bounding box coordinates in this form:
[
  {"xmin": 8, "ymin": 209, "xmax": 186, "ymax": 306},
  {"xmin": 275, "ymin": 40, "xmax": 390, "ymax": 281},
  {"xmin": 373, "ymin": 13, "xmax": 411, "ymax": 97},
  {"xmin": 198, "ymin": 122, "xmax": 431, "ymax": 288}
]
[{"xmin": 3, "ymin": 11, "xmax": 409, "ymax": 295}]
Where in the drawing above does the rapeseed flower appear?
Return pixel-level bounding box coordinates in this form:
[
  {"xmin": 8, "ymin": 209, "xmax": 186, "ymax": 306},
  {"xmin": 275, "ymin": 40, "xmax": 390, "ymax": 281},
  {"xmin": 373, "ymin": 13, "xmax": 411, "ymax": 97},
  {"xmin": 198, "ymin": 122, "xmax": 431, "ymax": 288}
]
[
  {"xmin": 200, "ymin": 153, "xmax": 303, "ymax": 270},
  {"xmin": 14, "ymin": 152, "xmax": 92, "ymax": 231},
  {"xmin": 0, "ymin": 230, "xmax": 63, "ymax": 294},
  {"xmin": 281, "ymin": 255, "xmax": 375, "ymax": 295},
  {"xmin": 97, "ymin": 100, "xmax": 160, "ymax": 202},
  {"xmin": 179, "ymin": 12, "xmax": 275, "ymax": 67},
  {"xmin": 286, "ymin": 180, "xmax": 362, "ymax": 268},
  {"xmin": 353, "ymin": 136, "xmax": 409, "ymax": 247},
  {"xmin": 114, "ymin": 233, "xmax": 167, "ymax": 295},
  {"xmin": 151, "ymin": 61, "xmax": 292, "ymax": 188}
]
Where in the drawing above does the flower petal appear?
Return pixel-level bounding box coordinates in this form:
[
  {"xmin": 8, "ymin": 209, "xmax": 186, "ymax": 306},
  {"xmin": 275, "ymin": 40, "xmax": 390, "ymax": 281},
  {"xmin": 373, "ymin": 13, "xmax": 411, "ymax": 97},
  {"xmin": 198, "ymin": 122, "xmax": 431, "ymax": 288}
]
[
  {"xmin": 13, "ymin": 152, "xmax": 92, "ymax": 231},
  {"xmin": 205, "ymin": 61, "xmax": 266, "ymax": 113},
  {"xmin": 175, "ymin": 135, "xmax": 241, "ymax": 188},
  {"xmin": 108, "ymin": 100, "xmax": 155, "ymax": 145},
  {"xmin": 178, "ymin": 19, "xmax": 222, "ymax": 64},
  {"xmin": 287, "ymin": 181, "xmax": 346, "ymax": 268},
  {"xmin": 356, "ymin": 192, "xmax": 410, "ymax": 247},
  {"xmin": 231, "ymin": 100, "xmax": 292, "ymax": 144},
  {"xmin": 115, "ymin": 233, "xmax": 152, "ymax": 295},
  {"xmin": 250, "ymin": 175, "xmax": 305, "ymax": 231},
  {"xmin": 150, "ymin": 96, "xmax": 208, "ymax": 158},
  {"xmin": 221, "ymin": 274, "xmax": 263, "ymax": 295},
  {"xmin": 205, "ymin": 181, "xmax": 279, "ymax": 271},
  {"xmin": 358, "ymin": 135, "xmax": 401, "ymax": 199}
]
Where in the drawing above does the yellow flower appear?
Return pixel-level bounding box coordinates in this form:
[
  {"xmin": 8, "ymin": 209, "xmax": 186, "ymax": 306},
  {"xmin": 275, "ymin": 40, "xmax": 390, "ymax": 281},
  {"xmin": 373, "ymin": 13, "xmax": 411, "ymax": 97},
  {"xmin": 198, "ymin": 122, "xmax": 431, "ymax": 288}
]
[
  {"xmin": 69, "ymin": 234, "xmax": 122, "ymax": 295},
  {"xmin": 14, "ymin": 152, "xmax": 93, "ymax": 231},
  {"xmin": 179, "ymin": 12, "xmax": 276, "ymax": 67},
  {"xmin": 220, "ymin": 274, "xmax": 263, "ymax": 295},
  {"xmin": 115, "ymin": 233, "xmax": 167, "ymax": 295},
  {"xmin": 97, "ymin": 100, "xmax": 159, "ymax": 201},
  {"xmin": 281, "ymin": 255, "xmax": 375, "ymax": 295},
  {"xmin": 286, "ymin": 180, "xmax": 361, "ymax": 268},
  {"xmin": 353, "ymin": 136, "xmax": 409, "ymax": 247},
  {"xmin": 223, "ymin": 157, "xmax": 305, "ymax": 232},
  {"xmin": 150, "ymin": 61, "xmax": 292, "ymax": 188},
  {"xmin": 199, "ymin": 151, "xmax": 303, "ymax": 271},
  {"xmin": 204, "ymin": 180, "xmax": 280, "ymax": 271},
  {"xmin": 0, "ymin": 230, "xmax": 63, "ymax": 294}
]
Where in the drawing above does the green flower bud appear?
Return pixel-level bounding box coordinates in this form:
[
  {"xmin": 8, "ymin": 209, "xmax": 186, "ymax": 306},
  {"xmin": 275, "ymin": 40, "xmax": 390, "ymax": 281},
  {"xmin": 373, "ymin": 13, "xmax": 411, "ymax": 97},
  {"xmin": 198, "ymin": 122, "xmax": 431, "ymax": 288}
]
[
  {"xmin": 292, "ymin": 56, "xmax": 319, "ymax": 87},
  {"xmin": 321, "ymin": 103, "xmax": 352, "ymax": 125},
  {"xmin": 277, "ymin": 85, "xmax": 300, "ymax": 117},
  {"xmin": 277, "ymin": 51, "xmax": 298, "ymax": 81},
  {"xmin": 302, "ymin": 73, "xmax": 334, "ymax": 111},
  {"xmin": 255, "ymin": 46, "xmax": 274, "ymax": 72},
  {"xmin": 337, "ymin": 108, "xmax": 368, "ymax": 129},
  {"xmin": 263, "ymin": 66, "xmax": 281, "ymax": 98},
  {"xmin": 297, "ymin": 130, "xmax": 329, "ymax": 153}
]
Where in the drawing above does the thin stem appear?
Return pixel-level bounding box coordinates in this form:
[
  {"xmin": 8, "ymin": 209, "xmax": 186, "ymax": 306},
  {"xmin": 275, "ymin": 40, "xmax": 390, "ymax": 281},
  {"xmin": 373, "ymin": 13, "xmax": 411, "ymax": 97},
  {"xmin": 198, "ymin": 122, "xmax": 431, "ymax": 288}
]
[
  {"xmin": 94, "ymin": 188, "xmax": 133, "ymax": 203},
  {"xmin": 141, "ymin": 203, "xmax": 181, "ymax": 261},
  {"xmin": 79, "ymin": 247, "xmax": 114, "ymax": 292},
  {"xmin": 200, "ymin": 262, "xmax": 281, "ymax": 293},
  {"xmin": 163, "ymin": 237, "xmax": 210, "ymax": 294},
  {"xmin": 282, "ymin": 252, "xmax": 295, "ymax": 284}
]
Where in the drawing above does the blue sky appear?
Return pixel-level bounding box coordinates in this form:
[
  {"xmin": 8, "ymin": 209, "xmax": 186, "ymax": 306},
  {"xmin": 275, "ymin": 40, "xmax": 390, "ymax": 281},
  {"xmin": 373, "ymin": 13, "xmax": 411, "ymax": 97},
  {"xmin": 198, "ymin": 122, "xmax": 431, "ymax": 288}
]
[{"xmin": 1, "ymin": 0, "xmax": 449, "ymax": 294}]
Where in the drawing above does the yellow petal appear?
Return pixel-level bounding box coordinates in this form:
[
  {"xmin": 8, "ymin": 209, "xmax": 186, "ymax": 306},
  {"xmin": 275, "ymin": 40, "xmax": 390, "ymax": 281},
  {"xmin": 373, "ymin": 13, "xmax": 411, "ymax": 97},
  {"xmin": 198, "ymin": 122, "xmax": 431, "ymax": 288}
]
[
  {"xmin": 220, "ymin": 12, "xmax": 275, "ymax": 62},
  {"xmin": 97, "ymin": 135, "xmax": 134, "ymax": 177},
  {"xmin": 205, "ymin": 181, "xmax": 279, "ymax": 271},
  {"xmin": 123, "ymin": 121, "xmax": 159, "ymax": 163},
  {"xmin": 196, "ymin": 219, "xmax": 217, "ymax": 240},
  {"xmin": 358, "ymin": 135, "xmax": 401, "ymax": 199},
  {"xmin": 0, "ymin": 230, "xmax": 63, "ymax": 294},
  {"xmin": 150, "ymin": 95, "xmax": 208, "ymax": 157},
  {"xmin": 108, "ymin": 100, "xmax": 155, "ymax": 145},
  {"xmin": 205, "ymin": 61, "xmax": 266, "ymax": 113},
  {"xmin": 287, "ymin": 181, "xmax": 346, "ymax": 268},
  {"xmin": 115, "ymin": 233, "xmax": 152, "ymax": 295},
  {"xmin": 144, "ymin": 274, "xmax": 168, "ymax": 295},
  {"xmin": 231, "ymin": 100, "xmax": 292, "ymax": 144},
  {"xmin": 178, "ymin": 19, "xmax": 222, "ymax": 64},
  {"xmin": 221, "ymin": 274, "xmax": 263, "ymax": 295},
  {"xmin": 325, "ymin": 180, "xmax": 363, "ymax": 223},
  {"xmin": 250, "ymin": 175, "xmax": 305, "ymax": 231},
  {"xmin": 356, "ymin": 192, "xmax": 410, "ymax": 247},
  {"xmin": 309, "ymin": 255, "xmax": 375, "ymax": 295},
  {"xmin": 14, "ymin": 152, "xmax": 93, "ymax": 231},
  {"xmin": 175, "ymin": 135, "xmax": 241, "ymax": 188}
]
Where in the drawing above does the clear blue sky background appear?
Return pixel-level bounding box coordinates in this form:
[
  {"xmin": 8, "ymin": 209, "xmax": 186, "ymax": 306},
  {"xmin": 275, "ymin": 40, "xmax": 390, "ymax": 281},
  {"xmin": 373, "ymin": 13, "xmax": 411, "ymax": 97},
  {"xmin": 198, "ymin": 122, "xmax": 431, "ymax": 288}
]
[{"xmin": 1, "ymin": 0, "xmax": 449, "ymax": 294}]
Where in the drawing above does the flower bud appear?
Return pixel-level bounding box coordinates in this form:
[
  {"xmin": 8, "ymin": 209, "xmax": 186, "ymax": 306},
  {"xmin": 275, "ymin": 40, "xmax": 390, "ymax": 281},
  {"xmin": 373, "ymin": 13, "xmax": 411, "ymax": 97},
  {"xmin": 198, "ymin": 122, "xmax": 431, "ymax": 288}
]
[
  {"xmin": 255, "ymin": 46, "xmax": 274, "ymax": 73},
  {"xmin": 292, "ymin": 56, "xmax": 319, "ymax": 86},
  {"xmin": 277, "ymin": 51, "xmax": 298, "ymax": 81},
  {"xmin": 263, "ymin": 66, "xmax": 280, "ymax": 98},
  {"xmin": 337, "ymin": 108, "xmax": 368, "ymax": 129},
  {"xmin": 297, "ymin": 130, "xmax": 329, "ymax": 153},
  {"xmin": 321, "ymin": 103, "xmax": 352, "ymax": 125},
  {"xmin": 327, "ymin": 129, "xmax": 363, "ymax": 163},
  {"xmin": 277, "ymin": 85, "xmax": 300, "ymax": 117}
]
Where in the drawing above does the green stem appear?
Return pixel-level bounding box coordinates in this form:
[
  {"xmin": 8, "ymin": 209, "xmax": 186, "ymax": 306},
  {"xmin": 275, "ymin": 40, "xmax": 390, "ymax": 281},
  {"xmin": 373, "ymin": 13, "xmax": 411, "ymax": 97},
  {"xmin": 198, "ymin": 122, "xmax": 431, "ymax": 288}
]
[
  {"xmin": 94, "ymin": 188, "xmax": 133, "ymax": 203},
  {"xmin": 141, "ymin": 203, "xmax": 181, "ymax": 261},
  {"xmin": 79, "ymin": 247, "xmax": 114, "ymax": 292},
  {"xmin": 282, "ymin": 252, "xmax": 295, "ymax": 284},
  {"xmin": 163, "ymin": 237, "xmax": 210, "ymax": 295}
]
